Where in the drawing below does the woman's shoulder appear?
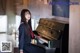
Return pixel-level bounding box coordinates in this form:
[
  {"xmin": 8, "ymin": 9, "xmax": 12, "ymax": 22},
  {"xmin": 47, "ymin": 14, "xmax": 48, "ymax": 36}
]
[
  {"xmin": 19, "ymin": 22, "xmax": 29, "ymax": 30},
  {"xmin": 19, "ymin": 22, "xmax": 25, "ymax": 29}
]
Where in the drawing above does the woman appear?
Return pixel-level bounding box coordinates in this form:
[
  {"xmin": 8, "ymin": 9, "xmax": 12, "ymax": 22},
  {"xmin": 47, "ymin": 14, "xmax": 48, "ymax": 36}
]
[{"xmin": 18, "ymin": 9, "xmax": 45, "ymax": 53}]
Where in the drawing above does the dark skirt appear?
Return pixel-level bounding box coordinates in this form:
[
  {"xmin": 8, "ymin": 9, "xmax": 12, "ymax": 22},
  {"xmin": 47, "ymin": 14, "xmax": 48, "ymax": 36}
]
[{"xmin": 23, "ymin": 44, "xmax": 46, "ymax": 53}]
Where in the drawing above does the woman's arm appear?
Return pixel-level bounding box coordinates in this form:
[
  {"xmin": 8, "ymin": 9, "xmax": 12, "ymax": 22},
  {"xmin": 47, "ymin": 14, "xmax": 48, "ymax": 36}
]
[{"xmin": 19, "ymin": 24, "xmax": 25, "ymax": 51}]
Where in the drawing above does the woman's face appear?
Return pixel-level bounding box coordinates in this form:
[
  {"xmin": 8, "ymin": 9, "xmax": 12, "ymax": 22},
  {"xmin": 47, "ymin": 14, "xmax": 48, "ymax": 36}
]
[{"xmin": 25, "ymin": 12, "xmax": 31, "ymax": 21}]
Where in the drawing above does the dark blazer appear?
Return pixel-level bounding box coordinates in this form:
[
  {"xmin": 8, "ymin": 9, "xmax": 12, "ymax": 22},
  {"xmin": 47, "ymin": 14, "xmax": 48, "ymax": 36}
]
[{"xmin": 18, "ymin": 23, "xmax": 45, "ymax": 53}]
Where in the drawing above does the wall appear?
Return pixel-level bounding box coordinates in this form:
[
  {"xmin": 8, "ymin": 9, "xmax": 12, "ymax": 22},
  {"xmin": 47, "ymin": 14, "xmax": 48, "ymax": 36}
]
[
  {"xmin": 69, "ymin": 2, "xmax": 80, "ymax": 53},
  {"xmin": 27, "ymin": 0, "xmax": 69, "ymax": 22},
  {"xmin": 28, "ymin": 0, "xmax": 52, "ymax": 18}
]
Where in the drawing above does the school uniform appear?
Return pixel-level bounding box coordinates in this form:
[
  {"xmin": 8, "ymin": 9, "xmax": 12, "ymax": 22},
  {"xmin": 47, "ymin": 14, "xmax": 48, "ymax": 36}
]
[{"xmin": 18, "ymin": 23, "xmax": 45, "ymax": 53}]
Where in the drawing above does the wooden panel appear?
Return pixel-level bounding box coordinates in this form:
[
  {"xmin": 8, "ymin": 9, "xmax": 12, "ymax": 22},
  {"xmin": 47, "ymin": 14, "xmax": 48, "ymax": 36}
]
[
  {"xmin": 36, "ymin": 18, "xmax": 68, "ymax": 40},
  {"xmin": 0, "ymin": 0, "xmax": 6, "ymax": 15},
  {"xmin": 39, "ymin": 18, "xmax": 65, "ymax": 31}
]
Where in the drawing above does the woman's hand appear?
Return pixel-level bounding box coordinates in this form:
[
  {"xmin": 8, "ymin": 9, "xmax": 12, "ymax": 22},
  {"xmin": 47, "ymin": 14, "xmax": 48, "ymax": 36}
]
[
  {"xmin": 36, "ymin": 36, "xmax": 41, "ymax": 39},
  {"xmin": 31, "ymin": 39, "xmax": 37, "ymax": 44},
  {"xmin": 20, "ymin": 50, "xmax": 23, "ymax": 53},
  {"xmin": 20, "ymin": 51, "xmax": 23, "ymax": 53}
]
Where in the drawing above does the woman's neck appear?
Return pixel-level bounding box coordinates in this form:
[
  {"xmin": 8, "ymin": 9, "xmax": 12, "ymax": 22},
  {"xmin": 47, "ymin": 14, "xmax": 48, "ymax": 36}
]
[{"xmin": 26, "ymin": 20, "xmax": 29, "ymax": 23}]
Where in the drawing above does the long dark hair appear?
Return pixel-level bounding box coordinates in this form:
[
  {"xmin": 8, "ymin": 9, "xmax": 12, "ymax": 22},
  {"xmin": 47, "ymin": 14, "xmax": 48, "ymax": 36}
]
[{"xmin": 20, "ymin": 9, "xmax": 32, "ymax": 28}]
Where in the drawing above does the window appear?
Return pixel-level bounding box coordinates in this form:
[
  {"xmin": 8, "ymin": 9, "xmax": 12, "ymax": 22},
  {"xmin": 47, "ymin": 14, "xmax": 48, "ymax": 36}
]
[{"xmin": 0, "ymin": 15, "xmax": 7, "ymax": 32}]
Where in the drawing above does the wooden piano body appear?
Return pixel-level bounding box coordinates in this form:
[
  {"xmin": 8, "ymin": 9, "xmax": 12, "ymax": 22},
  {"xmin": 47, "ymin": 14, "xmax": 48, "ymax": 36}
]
[{"xmin": 36, "ymin": 18, "xmax": 69, "ymax": 53}]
